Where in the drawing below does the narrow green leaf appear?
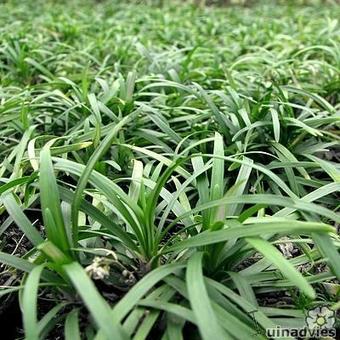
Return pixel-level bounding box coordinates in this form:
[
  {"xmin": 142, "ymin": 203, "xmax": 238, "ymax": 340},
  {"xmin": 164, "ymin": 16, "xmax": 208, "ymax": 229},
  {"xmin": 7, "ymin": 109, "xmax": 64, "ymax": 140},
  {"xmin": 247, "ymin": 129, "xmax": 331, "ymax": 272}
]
[
  {"xmin": 40, "ymin": 146, "xmax": 70, "ymax": 253},
  {"xmin": 164, "ymin": 220, "xmax": 334, "ymax": 253},
  {"xmin": 306, "ymin": 155, "xmax": 340, "ymax": 182},
  {"xmin": 65, "ymin": 309, "xmax": 81, "ymax": 340},
  {"xmin": 38, "ymin": 303, "xmax": 67, "ymax": 335},
  {"xmin": 246, "ymin": 238, "xmax": 315, "ymax": 299},
  {"xmin": 210, "ymin": 132, "xmax": 225, "ymax": 224},
  {"xmin": 186, "ymin": 253, "xmax": 226, "ymax": 340},
  {"xmin": 111, "ymin": 263, "xmax": 184, "ymax": 322},
  {"xmin": 270, "ymin": 108, "xmax": 280, "ymax": 142},
  {"xmin": 71, "ymin": 111, "xmax": 138, "ymax": 245},
  {"xmin": 1, "ymin": 193, "xmax": 43, "ymax": 246},
  {"xmin": 228, "ymin": 271, "xmax": 258, "ymax": 307},
  {"xmin": 22, "ymin": 264, "xmax": 45, "ymax": 340},
  {"xmin": 312, "ymin": 233, "xmax": 340, "ymax": 279},
  {"xmin": 0, "ymin": 174, "xmax": 37, "ymax": 196},
  {"xmin": 63, "ymin": 262, "xmax": 128, "ymax": 339},
  {"xmin": 138, "ymin": 300, "xmax": 196, "ymax": 324}
]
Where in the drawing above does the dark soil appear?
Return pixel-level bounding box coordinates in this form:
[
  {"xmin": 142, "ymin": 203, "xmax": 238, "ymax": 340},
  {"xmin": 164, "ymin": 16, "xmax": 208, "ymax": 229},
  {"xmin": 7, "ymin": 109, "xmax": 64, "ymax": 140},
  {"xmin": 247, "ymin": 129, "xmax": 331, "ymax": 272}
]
[
  {"xmin": 0, "ymin": 223, "xmax": 33, "ymax": 339},
  {"xmin": 0, "ymin": 295, "xmax": 22, "ymax": 340}
]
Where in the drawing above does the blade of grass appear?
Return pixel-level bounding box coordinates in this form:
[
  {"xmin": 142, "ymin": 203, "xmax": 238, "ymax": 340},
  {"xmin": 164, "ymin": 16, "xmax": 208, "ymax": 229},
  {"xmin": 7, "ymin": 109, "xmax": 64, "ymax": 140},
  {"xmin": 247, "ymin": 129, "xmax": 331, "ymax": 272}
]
[
  {"xmin": 65, "ymin": 309, "xmax": 81, "ymax": 340},
  {"xmin": 71, "ymin": 111, "xmax": 138, "ymax": 245},
  {"xmin": 63, "ymin": 262, "xmax": 128, "ymax": 340},
  {"xmin": 246, "ymin": 237, "xmax": 315, "ymax": 298},
  {"xmin": 186, "ymin": 252, "xmax": 227, "ymax": 340},
  {"xmin": 40, "ymin": 146, "xmax": 70, "ymax": 254},
  {"xmin": 22, "ymin": 264, "xmax": 45, "ymax": 340},
  {"xmin": 1, "ymin": 193, "xmax": 43, "ymax": 246}
]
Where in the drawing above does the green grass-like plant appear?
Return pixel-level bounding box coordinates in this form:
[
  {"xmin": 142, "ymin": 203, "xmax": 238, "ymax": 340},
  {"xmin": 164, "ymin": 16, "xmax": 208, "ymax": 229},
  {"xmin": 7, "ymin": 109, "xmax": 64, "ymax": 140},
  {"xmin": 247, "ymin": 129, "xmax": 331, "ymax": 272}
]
[{"xmin": 0, "ymin": 0, "xmax": 339, "ymax": 339}]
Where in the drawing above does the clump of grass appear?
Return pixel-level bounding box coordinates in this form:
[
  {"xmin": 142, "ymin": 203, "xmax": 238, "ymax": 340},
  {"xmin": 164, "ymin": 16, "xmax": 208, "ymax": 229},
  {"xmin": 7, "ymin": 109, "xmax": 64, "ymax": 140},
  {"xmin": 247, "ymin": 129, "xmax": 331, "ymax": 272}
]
[{"xmin": 0, "ymin": 0, "xmax": 339, "ymax": 339}]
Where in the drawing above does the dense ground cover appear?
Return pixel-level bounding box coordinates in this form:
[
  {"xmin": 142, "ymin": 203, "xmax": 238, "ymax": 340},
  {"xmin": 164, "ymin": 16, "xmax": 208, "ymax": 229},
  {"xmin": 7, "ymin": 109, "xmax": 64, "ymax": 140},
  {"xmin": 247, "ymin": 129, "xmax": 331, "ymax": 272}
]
[{"xmin": 0, "ymin": 0, "xmax": 339, "ymax": 339}]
